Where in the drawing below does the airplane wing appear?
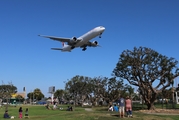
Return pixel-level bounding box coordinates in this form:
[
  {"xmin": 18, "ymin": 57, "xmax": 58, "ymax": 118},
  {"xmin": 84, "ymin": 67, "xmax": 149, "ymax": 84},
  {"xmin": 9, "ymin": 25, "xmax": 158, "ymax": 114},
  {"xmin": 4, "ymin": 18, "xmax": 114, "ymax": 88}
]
[
  {"xmin": 38, "ymin": 35, "xmax": 71, "ymax": 43},
  {"xmin": 38, "ymin": 35, "xmax": 82, "ymax": 46}
]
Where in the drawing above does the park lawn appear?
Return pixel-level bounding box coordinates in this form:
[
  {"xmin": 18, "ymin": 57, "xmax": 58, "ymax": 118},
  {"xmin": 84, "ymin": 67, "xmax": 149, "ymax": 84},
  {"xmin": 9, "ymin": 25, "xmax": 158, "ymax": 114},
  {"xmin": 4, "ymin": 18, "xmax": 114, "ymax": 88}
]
[{"xmin": 0, "ymin": 105, "xmax": 178, "ymax": 120}]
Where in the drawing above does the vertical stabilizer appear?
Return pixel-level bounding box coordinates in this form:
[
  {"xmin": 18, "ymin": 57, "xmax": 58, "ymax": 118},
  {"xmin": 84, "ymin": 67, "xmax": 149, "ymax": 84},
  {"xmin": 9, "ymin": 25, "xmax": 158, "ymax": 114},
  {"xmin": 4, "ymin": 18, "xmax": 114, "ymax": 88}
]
[
  {"xmin": 62, "ymin": 42, "xmax": 65, "ymax": 47},
  {"xmin": 62, "ymin": 42, "xmax": 68, "ymax": 47}
]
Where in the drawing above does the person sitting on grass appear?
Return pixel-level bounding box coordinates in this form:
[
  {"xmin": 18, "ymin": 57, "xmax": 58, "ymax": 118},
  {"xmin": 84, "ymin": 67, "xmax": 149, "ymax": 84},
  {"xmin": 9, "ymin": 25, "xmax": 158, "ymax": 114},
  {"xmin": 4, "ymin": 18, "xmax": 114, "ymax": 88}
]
[
  {"xmin": 70, "ymin": 106, "xmax": 73, "ymax": 111},
  {"xmin": 45, "ymin": 104, "xmax": 51, "ymax": 110},
  {"xmin": 113, "ymin": 104, "xmax": 119, "ymax": 112},
  {"xmin": 66, "ymin": 106, "xmax": 73, "ymax": 111},
  {"xmin": 108, "ymin": 105, "xmax": 113, "ymax": 111},
  {"xmin": 24, "ymin": 108, "xmax": 29, "ymax": 118},
  {"xmin": 66, "ymin": 106, "xmax": 70, "ymax": 111},
  {"xmin": 3, "ymin": 110, "xmax": 10, "ymax": 119}
]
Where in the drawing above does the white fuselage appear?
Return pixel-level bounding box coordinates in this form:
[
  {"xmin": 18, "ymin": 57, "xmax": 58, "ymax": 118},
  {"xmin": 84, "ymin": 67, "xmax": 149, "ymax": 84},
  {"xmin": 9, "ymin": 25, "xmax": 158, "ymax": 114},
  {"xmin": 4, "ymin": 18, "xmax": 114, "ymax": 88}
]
[{"xmin": 75, "ymin": 26, "xmax": 105, "ymax": 47}]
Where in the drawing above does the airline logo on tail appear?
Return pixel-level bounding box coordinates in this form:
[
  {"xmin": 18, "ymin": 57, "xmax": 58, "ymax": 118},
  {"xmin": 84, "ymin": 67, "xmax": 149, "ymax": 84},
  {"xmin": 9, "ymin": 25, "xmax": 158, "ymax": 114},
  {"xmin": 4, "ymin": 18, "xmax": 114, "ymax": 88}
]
[{"xmin": 62, "ymin": 42, "xmax": 65, "ymax": 47}]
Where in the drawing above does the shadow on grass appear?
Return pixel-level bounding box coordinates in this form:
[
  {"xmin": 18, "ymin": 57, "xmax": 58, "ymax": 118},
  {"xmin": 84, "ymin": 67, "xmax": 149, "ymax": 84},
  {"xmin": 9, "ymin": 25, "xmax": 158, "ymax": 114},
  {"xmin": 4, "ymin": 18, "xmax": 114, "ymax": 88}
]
[
  {"xmin": 133, "ymin": 107, "xmax": 148, "ymax": 111},
  {"xmin": 110, "ymin": 114, "xmax": 119, "ymax": 118}
]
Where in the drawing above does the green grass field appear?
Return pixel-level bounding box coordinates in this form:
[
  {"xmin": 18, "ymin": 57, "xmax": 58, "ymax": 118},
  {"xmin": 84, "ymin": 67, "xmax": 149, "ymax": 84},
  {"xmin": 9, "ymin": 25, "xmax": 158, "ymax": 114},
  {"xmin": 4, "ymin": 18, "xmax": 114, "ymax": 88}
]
[{"xmin": 0, "ymin": 105, "xmax": 178, "ymax": 120}]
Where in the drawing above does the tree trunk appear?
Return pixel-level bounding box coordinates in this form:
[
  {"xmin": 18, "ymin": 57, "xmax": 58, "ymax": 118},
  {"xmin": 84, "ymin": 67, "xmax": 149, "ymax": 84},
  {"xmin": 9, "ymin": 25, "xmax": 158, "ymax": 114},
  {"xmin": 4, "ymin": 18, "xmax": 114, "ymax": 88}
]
[
  {"xmin": 5, "ymin": 97, "xmax": 8, "ymax": 111},
  {"xmin": 147, "ymin": 102, "xmax": 155, "ymax": 110}
]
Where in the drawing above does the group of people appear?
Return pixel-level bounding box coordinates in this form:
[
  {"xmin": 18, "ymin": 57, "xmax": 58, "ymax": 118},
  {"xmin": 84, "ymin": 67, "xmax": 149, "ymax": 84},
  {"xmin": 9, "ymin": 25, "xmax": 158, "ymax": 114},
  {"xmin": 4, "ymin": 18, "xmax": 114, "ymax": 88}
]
[
  {"xmin": 45, "ymin": 102, "xmax": 63, "ymax": 110},
  {"xmin": 108, "ymin": 104, "xmax": 119, "ymax": 112},
  {"xmin": 3, "ymin": 107, "xmax": 29, "ymax": 119},
  {"xmin": 108, "ymin": 95, "xmax": 133, "ymax": 118}
]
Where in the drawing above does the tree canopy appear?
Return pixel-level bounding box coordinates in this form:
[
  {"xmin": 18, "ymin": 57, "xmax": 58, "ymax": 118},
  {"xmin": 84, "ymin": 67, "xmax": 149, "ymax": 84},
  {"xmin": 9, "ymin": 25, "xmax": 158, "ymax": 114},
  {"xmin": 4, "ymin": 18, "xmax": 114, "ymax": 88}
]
[
  {"xmin": 113, "ymin": 46, "xmax": 179, "ymax": 110},
  {"xmin": 0, "ymin": 83, "xmax": 17, "ymax": 110},
  {"xmin": 64, "ymin": 75, "xmax": 133, "ymax": 106},
  {"xmin": 54, "ymin": 89, "xmax": 64, "ymax": 104},
  {"xmin": 0, "ymin": 84, "xmax": 17, "ymax": 98},
  {"xmin": 27, "ymin": 88, "xmax": 44, "ymax": 101}
]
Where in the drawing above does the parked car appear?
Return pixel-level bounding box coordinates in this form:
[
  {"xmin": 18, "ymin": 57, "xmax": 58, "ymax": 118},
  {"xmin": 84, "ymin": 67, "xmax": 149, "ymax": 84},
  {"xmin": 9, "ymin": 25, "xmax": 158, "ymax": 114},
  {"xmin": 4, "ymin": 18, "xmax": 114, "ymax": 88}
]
[
  {"xmin": 2, "ymin": 102, "xmax": 8, "ymax": 105},
  {"xmin": 36, "ymin": 101, "xmax": 46, "ymax": 105}
]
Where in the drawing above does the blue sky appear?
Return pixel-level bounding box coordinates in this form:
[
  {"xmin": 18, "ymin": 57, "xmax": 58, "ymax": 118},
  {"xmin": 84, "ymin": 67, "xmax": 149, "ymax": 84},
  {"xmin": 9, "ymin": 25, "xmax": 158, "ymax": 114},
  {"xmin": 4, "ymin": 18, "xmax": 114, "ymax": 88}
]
[{"xmin": 0, "ymin": 0, "xmax": 179, "ymax": 97}]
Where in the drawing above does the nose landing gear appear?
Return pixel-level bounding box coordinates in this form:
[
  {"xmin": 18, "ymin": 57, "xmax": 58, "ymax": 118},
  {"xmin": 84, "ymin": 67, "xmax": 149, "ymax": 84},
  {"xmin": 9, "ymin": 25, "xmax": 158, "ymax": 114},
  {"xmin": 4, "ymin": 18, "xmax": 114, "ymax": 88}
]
[{"xmin": 99, "ymin": 33, "xmax": 102, "ymax": 38}]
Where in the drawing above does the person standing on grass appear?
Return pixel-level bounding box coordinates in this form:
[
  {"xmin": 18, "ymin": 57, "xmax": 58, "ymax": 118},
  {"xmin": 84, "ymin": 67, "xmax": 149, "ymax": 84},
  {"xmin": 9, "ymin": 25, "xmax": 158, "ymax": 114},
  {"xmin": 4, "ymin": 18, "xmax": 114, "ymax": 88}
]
[
  {"xmin": 118, "ymin": 95, "xmax": 125, "ymax": 118},
  {"xmin": 19, "ymin": 107, "xmax": 23, "ymax": 118},
  {"xmin": 125, "ymin": 96, "xmax": 133, "ymax": 118}
]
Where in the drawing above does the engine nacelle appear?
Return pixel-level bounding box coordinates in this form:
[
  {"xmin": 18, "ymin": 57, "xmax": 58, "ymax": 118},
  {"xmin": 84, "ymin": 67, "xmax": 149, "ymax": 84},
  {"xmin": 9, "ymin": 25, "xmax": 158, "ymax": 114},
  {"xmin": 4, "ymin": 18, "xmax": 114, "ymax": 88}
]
[
  {"xmin": 70, "ymin": 37, "xmax": 77, "ymax": 43},
  {"xmin": 91, "ymin": 41, "xmax": 98, "ymax": 46}
]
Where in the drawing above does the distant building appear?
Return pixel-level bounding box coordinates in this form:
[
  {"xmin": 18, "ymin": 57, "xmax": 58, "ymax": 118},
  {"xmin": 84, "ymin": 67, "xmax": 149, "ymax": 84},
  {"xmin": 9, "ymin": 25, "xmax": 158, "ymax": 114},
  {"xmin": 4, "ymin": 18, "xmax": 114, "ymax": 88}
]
[{"xmin": 11, "ymin": 92, "xmax": 26, "ymax": 99}]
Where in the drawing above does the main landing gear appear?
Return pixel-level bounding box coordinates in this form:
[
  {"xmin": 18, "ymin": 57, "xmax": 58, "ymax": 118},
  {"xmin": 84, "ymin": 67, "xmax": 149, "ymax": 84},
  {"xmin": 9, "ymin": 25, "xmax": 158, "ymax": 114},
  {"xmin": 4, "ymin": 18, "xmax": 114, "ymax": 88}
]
[
  {"xmin": 82, "ymin": 47, "xmax": 87, "ymax": 51},
  {"xmin": 71, "ymin": 46, "xmax": 75, "ymax": 49}
]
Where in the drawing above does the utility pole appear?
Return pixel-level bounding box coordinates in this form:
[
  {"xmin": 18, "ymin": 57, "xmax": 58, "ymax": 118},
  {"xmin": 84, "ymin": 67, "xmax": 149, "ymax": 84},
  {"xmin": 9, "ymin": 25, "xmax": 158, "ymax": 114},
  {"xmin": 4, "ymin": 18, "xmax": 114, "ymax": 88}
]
[
  {"xmin": 172, "ymin": 81, "xmax": 175, "ymax": 109},
  {"xmin": 33, "ymin": 91, "xmax": 34, "ymax": 105}
]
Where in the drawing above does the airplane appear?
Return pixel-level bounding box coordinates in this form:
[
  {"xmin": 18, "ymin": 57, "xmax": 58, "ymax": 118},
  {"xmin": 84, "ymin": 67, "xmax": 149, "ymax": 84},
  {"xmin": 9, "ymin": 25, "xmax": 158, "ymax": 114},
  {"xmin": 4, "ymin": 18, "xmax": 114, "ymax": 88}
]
[{"xmin": 38, "ymin": 26, "xmax": 105, "ymax": 52}]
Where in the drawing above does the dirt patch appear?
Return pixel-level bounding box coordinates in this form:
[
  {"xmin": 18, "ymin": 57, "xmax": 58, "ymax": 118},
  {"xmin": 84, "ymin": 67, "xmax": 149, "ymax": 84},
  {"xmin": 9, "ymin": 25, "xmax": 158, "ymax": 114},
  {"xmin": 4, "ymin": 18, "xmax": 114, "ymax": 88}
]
[
  {"xmin": 139, "ymin": 109, "xmax": 179, "ymax": 115},
  {"xmin": 85, "ymin": 108, "xmax": 93, "ymax": 111}
]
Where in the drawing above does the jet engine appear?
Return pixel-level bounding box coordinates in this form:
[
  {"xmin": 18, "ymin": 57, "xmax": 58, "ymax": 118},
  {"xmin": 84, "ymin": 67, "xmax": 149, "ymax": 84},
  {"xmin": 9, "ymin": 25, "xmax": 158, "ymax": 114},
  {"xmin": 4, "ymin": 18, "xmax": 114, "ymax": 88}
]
[
  {"xmin": 92, "ymin": 41, "xmax": 98, "ymax": 46},
  {"xmin": 70, "ymin": 37, "xmax": 77, "ymax": 43}
]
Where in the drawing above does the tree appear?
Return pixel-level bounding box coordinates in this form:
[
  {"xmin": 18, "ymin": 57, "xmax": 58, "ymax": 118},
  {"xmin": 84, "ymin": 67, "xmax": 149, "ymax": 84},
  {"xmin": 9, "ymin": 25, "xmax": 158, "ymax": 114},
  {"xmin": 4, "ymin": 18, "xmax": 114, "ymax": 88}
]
[
  {"xmin": 0, "ymin": 82, "xmax": 17, "ymax": 110},
  {"xmin": 65, "ymin": 75, "xmax": 92, "ymax": 106},
  {"xmin": 27, "ymin": 88, "xmax": 44, "ymax": 101},
  {"xmin": 89, "ymin": 76, "xmax": 108, "ymax": 106},
  {"xmin": 33, "ymin": 88, "xmax": 44, "ymax": 100},
  {"xmin": 113, "ymin": 46, "xmax": 179, "ymax": 110},
  {"xmin": 54, "ymin": 89, "xmax": 64, "ymax": 104},
  {"xmin": 27, "ymin": 92, "xmax": 33, "ymax": 100},
  {"xmin": 65, "ymin": 75, "xmax": 132, "ymax": 106},
  {"xmin": 63, "ymin": 90, "xmax": 71, "ymax": 103},
  {"xmin": 102, "ymin": 77, "xmax": 124, "ymax": 105},
  {"xmin": 15, "ymin": 95, "xmax": 24, "ymax": 103}
]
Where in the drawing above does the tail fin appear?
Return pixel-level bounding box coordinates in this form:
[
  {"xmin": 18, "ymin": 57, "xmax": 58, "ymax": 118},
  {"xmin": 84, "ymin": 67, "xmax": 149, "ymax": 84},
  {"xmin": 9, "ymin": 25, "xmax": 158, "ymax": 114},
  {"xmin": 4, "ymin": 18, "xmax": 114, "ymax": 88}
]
[
  {"xmin": 62, "ymin": 42, "xmax": 65, "ymax": 47},
  {"xmin": 62, "ymin": 42, "xmax": 68, "ymax": 47}
]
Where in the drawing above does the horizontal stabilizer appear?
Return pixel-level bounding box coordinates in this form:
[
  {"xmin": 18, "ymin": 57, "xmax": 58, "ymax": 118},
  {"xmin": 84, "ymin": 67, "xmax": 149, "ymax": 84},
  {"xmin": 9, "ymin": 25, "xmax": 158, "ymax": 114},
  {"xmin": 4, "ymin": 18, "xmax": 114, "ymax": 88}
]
[{"xmin": 51, "ymin": 48, "xmax": 63, "ymax": 50}]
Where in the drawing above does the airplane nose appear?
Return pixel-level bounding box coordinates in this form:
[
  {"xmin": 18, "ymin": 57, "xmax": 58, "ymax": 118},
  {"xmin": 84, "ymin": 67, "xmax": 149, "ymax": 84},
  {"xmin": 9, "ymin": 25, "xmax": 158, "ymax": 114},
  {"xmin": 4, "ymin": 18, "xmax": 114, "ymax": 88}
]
[
  {"xmin": 101, "ymin": 27, "xmax": 105, "ymax": 32},
  {"xmin": 102, "ymin": 27, "xmax": 105, "ymax": 31},
  {"xmin": 97, "ymin": 26, "xmax": 105, "ymax": 32}
]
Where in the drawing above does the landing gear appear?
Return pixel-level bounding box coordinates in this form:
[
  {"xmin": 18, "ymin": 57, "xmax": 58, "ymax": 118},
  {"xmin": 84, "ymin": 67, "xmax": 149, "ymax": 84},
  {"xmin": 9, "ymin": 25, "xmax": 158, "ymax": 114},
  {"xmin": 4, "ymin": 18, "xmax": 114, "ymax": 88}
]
[
  {"xmin": 71, "ymin": 46, "xmax": 75, "ymax": 49},
  {"xmin": 99, "ymin": 33, "xmax": 102, "ymax": 38},
  {"xmin": 82, "ymin": 47, "xmax": 87, "ymax": 51}
]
